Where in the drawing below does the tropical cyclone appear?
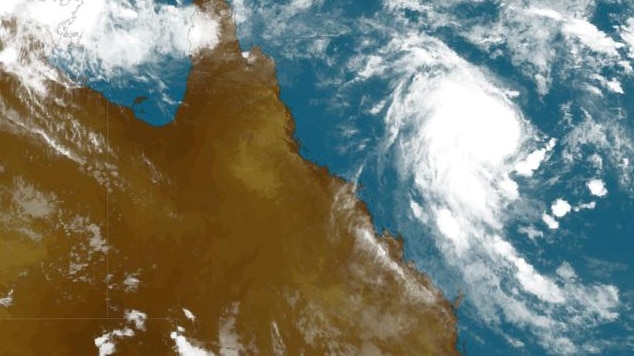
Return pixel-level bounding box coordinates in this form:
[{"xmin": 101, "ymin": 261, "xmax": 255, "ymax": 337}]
[{"xmin": 0, "ymin": 0, "xmax": 458, "ymax": 354}]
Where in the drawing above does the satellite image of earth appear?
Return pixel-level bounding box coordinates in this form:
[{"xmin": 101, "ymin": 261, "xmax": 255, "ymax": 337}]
[{"xmin": 0, "ymin": 0, "xmax": 632, "ymax": 355}]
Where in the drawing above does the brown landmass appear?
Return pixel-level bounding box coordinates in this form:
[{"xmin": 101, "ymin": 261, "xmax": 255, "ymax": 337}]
[{"xmin": 0, "ymin": 1, "xmax": 458, "ymax": 354}]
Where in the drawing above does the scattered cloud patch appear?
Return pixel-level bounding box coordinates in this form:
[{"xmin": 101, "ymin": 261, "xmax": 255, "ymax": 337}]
[
  {"xmin": 515, "ymin": 139, "xmax": 556, "ymax": 177},
  {"xmin": 587, "ymin": 179, "xmax": 608, "ymax": 197},
  {"xmin": 87, "ymin": 223, "xmax": 108, "ymax": 254},
  {"xmin": 556, "ymin": 262, "xmax": 578, "ymax": 280},
  {"xmin": 171, "ymin": 330, "xmax": 214, "ymax": 356},
  {"xmin": 183, "ymin": 308, "xmax": 196, "ymax": 322},
  {"xmin": 542, "ymin": 213, "xmax": 560, "ymax": 230},
  {"xmin": 125, "ymin": 309, "xmax": 147, "ymax": 331},
  {"xmin": 94, "ymin": 309, "xmax": 148, "ymax": 355},
  {"xmin": 95, "ymin": 328, "xmax": 135, "ymax": 356},
  {"xmin": 574, "ymin": 201, "xmax": 596, "ymax": 212},
  {"xmin": 0, "ymin": 289, "xmax": 13, "ymax": 307},
  {"xmin": 551, "ymin": 199, "xmax": 572, "ymax": 218},
  {"xmin": 518, "ymin": 226, "xmax": 544, "ymax": 239},
  {"xmin": 218, "ymin": 303, "xmax": 243, "ymax": 355},
  {"xmin": 562, "ymin": 109, "xmax": 634, "ymax": 189},
  {"xmin": 123, "ymin": 274, "xmax": 141, "ymax": 293},
  {"xmin": 605, "ymin": 78, "xmax": 624, "ymax": 94},
  {"xmin": 11, "ymin": 177, "xmax": 57, "ymax": 219}
]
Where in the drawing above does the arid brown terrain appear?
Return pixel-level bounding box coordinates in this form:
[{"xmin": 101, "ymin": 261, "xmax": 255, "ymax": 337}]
[{"xmin": 0, "ymin": 1, "xmax": 458, "ymax": 354}]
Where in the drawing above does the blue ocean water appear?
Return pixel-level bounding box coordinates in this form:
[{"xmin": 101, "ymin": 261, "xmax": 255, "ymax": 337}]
[
  {"xmin": 50, "ymin": 0, "xmax": 195, "ymax": 127},
  {"xmin": 232, "ymin": 0, "xmax": 634, "ymax": 355}
]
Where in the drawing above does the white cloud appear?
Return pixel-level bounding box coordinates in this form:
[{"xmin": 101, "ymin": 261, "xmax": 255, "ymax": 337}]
[
  {"xmin": 230, "ymin": 0, "xmax": 251, "ymax": 26},
  {"xmin": 590, "ymin": 74, "xmax": 625, "ymax": 95},
  {"xmin": 94, "ymin": 309, "xmax": 149, "ymax": 355},
  {"xmin": 381, "ymin": 38, "xmax": 524, "ymax": 236},
  {"xmin": 0, "ymin": 289, "xmax": 13, "ymax": 307},
  {"xmin": 270, "ymin": 321, "xmax": 286, "ymax": 355},
  {"xmin": 515, "ymin": 138, "xmax": 556, "ymax": 176},
  {"xmin": 289, "ymin": 0, "xmax": 318, "ymax": 12},
  {"xmin": 619, "ymin": 18, "xmax": 634, "ymax": 58},
  {"xmin": 518, "ymin": 226, "xmax": 544, "ymax": 239},
  {"xmin": 435, "ymin": 208, "xmax": 468, "ymax": 252},
  {"xmin": 183, "ymin": 308, "xmax": 196, "ymax": 322},
  {"xmin": 124, "ymin": 274, "xmax": 140, "ymax": 293},
  {"xmin": 95, "ymin": 328, "xmax": 135, "ymax": 356},
  {"xmin": 605, "ymin": 78, "xmax": 624, "ymax": 94},
  {"xmin": 525, "ymin": 7, "xmax": 563, "ymax": 21},
  {"xmin": 218, "ymin": 303, "xmax": 243, "ymax": 355},
  {"xmin": 409, "ymin": 200, "xmax": 425, "ymax": 221},
  {"xmin": 513, "ymin": 254, "xmax": 565, "ymax": 303},
  {"xmin": 369, "ymin": 26, "xmax": 620, "ymax": 354},
  {"xmin": 0, "ymin": 0, "xmax": 220, "ymax": 94},
  {"xmin": 171, "ymin": 330, "xmax": 214, "ymax": 356},
  {"xmin": 11, "ymin": 177, "xmax": 57, "ymax": 219},
  {"xmin": 56, "ymin": 0, "xmax": 219, "ymax": 73},
  {"xmin": 587, "ymin": 179, "xmax": 608, "ymax": 197},
  {"xmin": 557, "ymin": 262, "xmax": 577, "ymax": 280},
  {"xmin": 574, "ymin": 201, "xmax": 596, "ymax": 212},
  {"xmin": 94, "ymin": 334, "xmax": 117, "ymax": 356},
  {"xmin": 386, "ymin": 1, "xmax": 628, "ymax": 98},
  {"xmin": 542, "ymin": 213, "xmax": 560, "ymax": 230},
  {"xmin": 562, "ymin": 19, "xmax": 623, "ymax": 56},
  {"xmin": 384, "ymin": 0, "xmax": 431, "ymax": 13},
  {"xmin": 125, "ymin": 309, "xmax": 147, "ymax": 331},
  {"xmin": 551, "ymin": 199, "xmax": 572, "ymax": 218}
]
